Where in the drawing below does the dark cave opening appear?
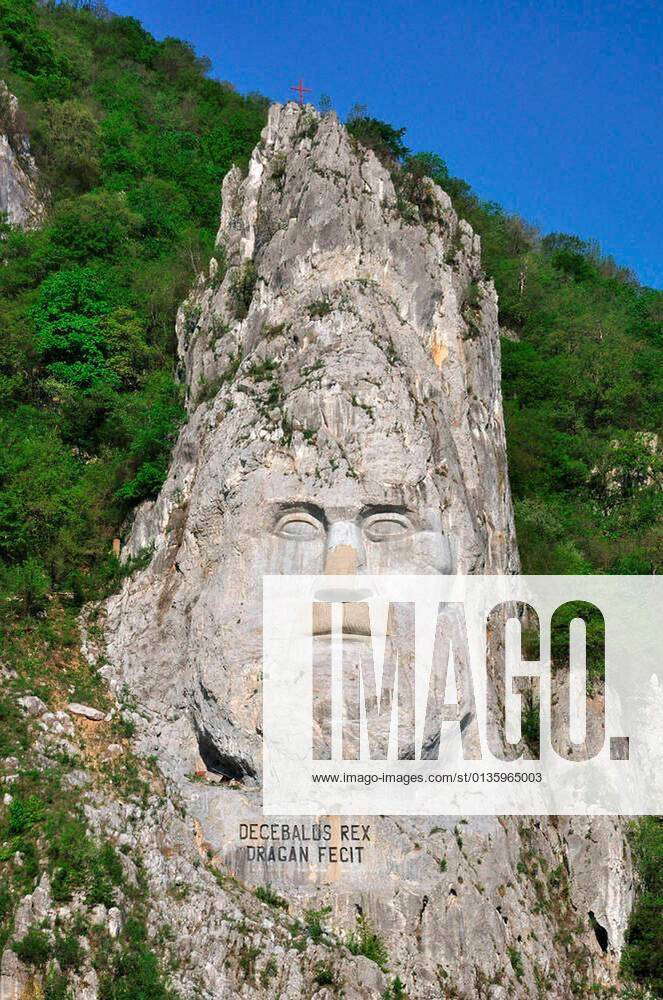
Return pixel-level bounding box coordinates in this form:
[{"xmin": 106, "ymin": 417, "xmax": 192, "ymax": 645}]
[
  {"xmin": 588, "ymin": 911, "xmax": 609, "ymax": 953},
  {"xmin": 196, "ymin": 731, "xmax": 256, "ymax": 782}
]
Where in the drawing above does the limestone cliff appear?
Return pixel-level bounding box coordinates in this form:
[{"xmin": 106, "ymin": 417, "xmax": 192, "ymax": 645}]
[
  {"xmin": 90, "ymin": 104, "xmax": 633, "ymax": 999},
  {"xmin": 0, "ymin": 83, "xmax": 44, "ymax": 229}
]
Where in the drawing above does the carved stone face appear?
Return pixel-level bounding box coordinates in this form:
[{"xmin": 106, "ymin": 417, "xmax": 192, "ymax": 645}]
[
  {"xmin": 168, "ymin": 373, "xmax": 455, "ymax": 777},
  {"xmin": 266, "ymin": 498, "xmax": 452, "ymax": 575},
  {"xmin": 105, "ymin": 102, "xmax": 518, "ymax": 786}
]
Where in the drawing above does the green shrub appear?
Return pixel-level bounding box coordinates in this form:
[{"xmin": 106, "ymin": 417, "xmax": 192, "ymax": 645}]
[
  {"xmin": 47, "ymin": 815, "xmax": 92, "ymax": 901},
  {"xmin": 0, "ymin": 695, "xmax": 28, "ymax": 754},
  {"xmin": 237, "ymin": 944, "xmax": 260, "ymax": 981},
  {"xmin": 229, "ymin": 260, "xmax": 258, "ymax": 319},
  {"xmin": 315, "ymin": 961, "xmax": 336, "ymax": 986},
  {"xmin": 32, "ymin": 265, "xmax": 120, "ymax": 390},
  {"xmin": 50, "ymin": 191, "xmax": 139, "ymax": 262},
  {"xmin": 307, "ymin": 299, "xmax": 331, "ymax": 318},
  {"xmin": 304, "ymin": 905, "xmax": 331, "ymax": 943},
  {"xmin": 346, "ymin": 916, "xmax": 389, "ymax": 971},
  {"xmin": 521, "ymin": 697, "xmax": 541, "ymax": 757},
  {"xmin": 36, "ymin": 99, "xmax": 101, "ymax": 193},
  {"xmin": 6, "ymin": 794, "xmax": 45, "ymax": 836},
  {"xmin": 112, "ymin": 372, "xmax": 184, "ymax": 505},
  {"xmin": 12, "ymin": 925, "xmax": 52, "ymax": 966},
  {"xmin": 259, "ymin": 956, "xmax": 278, "ymax": 986},
  {"xmin": 127, "ymin": 178, "xmax": 191, "ymax": 257},
  {"xmin": 0, "ymin": 558, "xmax": 50, "ymax": 615},
  {"xmin": 54, "ymin": 929, "xmax": 84, "ymax": 970},
  {"xmin": 393, "ymin": 170, "xmax": 437, "ymax": 225},
  {"xmin": 44, "ymin": 969, "xmax": 72, "ymax": 1000},
  {"xmin": 384, "ymin": 977, "xmax": 408, "ymax": 1000},
  {"xmin": 508, "ymin": 946, "xmax": 524, "ymax": 980},
  {"xmin": 246, "ymin": 358, "xmax": 278, "ymax": 380},
  {"xmin": 465, "ymin": 281, "xmax": 482, "ymax": 308},
  {"xmin": 254, "ymin": 884, "xmax": 288, "ymax": 910},
  {"xmin": 550, "ymin": 601, "xmax": 605, "ymax": 678},
  {"xmin": 98, "ymin": 917, "xmax": 176, "ymax": 1000},
  {"xmin": 346, "ymin": 113, "xmax": 408, "ymax": 164},
  {"xmin": 87, "ymin": 842, "xmax": 125, "ymax": 907},
  {"xmin": 0, "ymin": 408, "xmax": 91, "ymax": 576}
]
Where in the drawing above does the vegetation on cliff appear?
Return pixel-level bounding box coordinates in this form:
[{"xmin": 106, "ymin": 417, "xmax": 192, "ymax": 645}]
[
  {"xmin": 0, "ymin": 1, "xmax": 660, "ymax": 996},
  {"xmin": 0, "ymin": 0, "xmax": 267, "ymax": 610},
  {"xmin": 349, "ymin": 113, "xmax": 662, "ymax": 999}
]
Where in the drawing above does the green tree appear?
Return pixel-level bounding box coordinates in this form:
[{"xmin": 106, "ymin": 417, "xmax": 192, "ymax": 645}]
[
  {"xmin": 32, "ymin": 266, "xmax": 119, "ymax": 389},
  {"xmin": 346, "ymin": 113, "xmax": 409, "ymax": 164},
  {"xmin": 49, "ymin": 190, "xmax": 139, "ymax": 262},
  {"xmin": 36, "ymin": 99, "xmax": 101, "ymax": 192}
]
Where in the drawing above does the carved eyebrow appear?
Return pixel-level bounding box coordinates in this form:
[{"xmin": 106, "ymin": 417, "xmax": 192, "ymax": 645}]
[
  {"xmin": 272, "ymin": 501, "xmax": 328, "ymax": 525},
  {"xmin": 359, "ymin": 504, "xmax": 413, "ymax": 518}
]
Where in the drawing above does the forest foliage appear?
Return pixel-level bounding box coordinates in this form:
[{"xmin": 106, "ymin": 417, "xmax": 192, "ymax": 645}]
[
  {"xmin": 0, "ymin": 2, "xmax": 660, "ymax": 996},
  {"xmin": 0, "ymin": 0, "xmax": 267, "ymax": 609}
]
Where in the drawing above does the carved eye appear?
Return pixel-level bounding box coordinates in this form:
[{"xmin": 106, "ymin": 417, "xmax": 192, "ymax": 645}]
[
  {"xmin": 274, "ymin": 512, "xmax": 322, "ymax": 540},
  {"xmin": 363, "ymin": 512, "xmax": 413, "ymax": 541}
]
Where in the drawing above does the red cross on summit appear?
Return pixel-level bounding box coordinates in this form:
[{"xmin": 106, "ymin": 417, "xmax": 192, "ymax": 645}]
[{"xmin": 290, "ymin": 78, "xmax": 311, "ymax": 105}]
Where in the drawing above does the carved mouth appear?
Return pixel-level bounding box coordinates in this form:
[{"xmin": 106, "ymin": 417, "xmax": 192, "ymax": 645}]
[
  {"xmin": 313, "ymin": 627, "xmax": 373, "ymax": 638},
  {"xmin": 312, "ymin": 600, "xmax": 373, "ymax": 638}
]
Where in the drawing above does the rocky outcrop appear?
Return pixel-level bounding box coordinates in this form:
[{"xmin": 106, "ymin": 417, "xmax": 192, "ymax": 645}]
[
  {"xmin": 0, "ymin": 83, "xmax": 44, "ymax": 229},
  {"xmin": 1, "ymin": 680, "xmax": 388, "ymax": 1000},
  {"xmin": 108, "ymin": 101, "xmax": 519, "ymax": 775},
  {"xmin": 97, "ymin": 103, "xmax": 633, "ymax": 998}
]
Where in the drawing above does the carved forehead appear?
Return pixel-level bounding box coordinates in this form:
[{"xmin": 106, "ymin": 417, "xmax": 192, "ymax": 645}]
[
  {"xmin": 208, "ymin": 380, "xmax": 437, "ymax": 505},
  {"xmin": 221, "ymin": 456, "xmax": 438, "ymax": 513}
]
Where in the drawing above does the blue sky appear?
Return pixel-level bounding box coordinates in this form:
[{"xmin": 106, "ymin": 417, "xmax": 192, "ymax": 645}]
[{"xmin": 112, "ymin": 0, "xmax": 661, "ymax": 287}]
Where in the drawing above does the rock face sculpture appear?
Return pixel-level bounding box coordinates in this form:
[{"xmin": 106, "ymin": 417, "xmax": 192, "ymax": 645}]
[
  {"xmin": 103, "ymin": 104, "xmax": 632, "ymax": 997},
  {"xmin": 0, "ymin": 83, "xmax": 44, "ymax": 229}
]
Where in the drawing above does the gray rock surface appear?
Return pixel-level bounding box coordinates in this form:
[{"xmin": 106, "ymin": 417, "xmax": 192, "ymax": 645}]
[
  {"xmin": 96, "ymin": 103, "xmax": 634, "ymax": 997},
  {"xmin": 67, "ymin": 701, "xmax": 106, "ymax": 721},
  {"xmin": 0, "ymin": 874, "xmax": 52, "ymax": 999},
  {"xmin": 80, "ymin": 788, "xmax": 390, "ymax": 1000},
  {"xmin": 17, "ymin": 695, "xmax": 47, "ymax": 717},
  {"xmin": 0, "ymin": 83, "xmax": 44, "ymax": 229}
]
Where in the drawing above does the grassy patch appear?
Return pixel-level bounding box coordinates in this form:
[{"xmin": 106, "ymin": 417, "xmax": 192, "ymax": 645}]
[
  {"xmin": 307, "ymin": 298, "xmax": 332, "ymax": 318},
  {"xmin": 508, "ymin": 946, "xmax": 524, "ymax": 980}
]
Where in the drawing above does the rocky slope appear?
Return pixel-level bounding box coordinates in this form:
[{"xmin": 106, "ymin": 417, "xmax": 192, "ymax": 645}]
[
  {"xmin": 0, "ymin": 83, "xmax": 44, "ymax": 229},
  {"xmin": 96, "ymin": 103, "xmax": 634, "ymax": 998},
  {"xmin": 1, "ymin": 103, "xmax": 636, "ymax": 1000}
]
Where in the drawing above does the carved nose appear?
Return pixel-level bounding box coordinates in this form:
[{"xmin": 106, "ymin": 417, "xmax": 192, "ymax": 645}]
[
  {"xmin": 324, "ymin": 521, "xmax": 364, "ymax": 574},
  {"xmin": 314, "ymin": 520, "xmax": 372, "ymax": 606}
]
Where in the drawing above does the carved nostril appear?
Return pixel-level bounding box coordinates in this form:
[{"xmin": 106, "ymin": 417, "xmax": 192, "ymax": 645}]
[{"xmin": 324, "ymin": 543, "xmax": 358, "ymax": 575}]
